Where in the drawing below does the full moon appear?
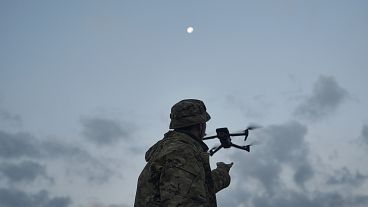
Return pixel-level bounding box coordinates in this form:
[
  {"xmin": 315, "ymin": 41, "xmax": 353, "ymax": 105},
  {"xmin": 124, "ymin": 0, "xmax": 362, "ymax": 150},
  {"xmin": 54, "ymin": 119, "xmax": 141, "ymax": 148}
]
[{"xmin": 186, "ymin": 26, "xmax": 194, "ymax": 34}]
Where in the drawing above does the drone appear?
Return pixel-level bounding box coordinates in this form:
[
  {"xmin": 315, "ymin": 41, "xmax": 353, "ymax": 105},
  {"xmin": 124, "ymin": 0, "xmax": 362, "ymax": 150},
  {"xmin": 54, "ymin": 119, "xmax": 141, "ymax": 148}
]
[{"xmin": 203, "ymin": 125, "xmax": 260, "ymax": 156}]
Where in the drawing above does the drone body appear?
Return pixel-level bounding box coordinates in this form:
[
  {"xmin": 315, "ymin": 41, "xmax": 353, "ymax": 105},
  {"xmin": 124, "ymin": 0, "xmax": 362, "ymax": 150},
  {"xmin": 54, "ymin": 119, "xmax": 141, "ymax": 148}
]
[
  {"xmin": 203, "ymin": 126, "xmax": 259, "ymax": 156},
  {"xmin": 216, "ymin": 128, "xmax": 232, "ymax": 148}
]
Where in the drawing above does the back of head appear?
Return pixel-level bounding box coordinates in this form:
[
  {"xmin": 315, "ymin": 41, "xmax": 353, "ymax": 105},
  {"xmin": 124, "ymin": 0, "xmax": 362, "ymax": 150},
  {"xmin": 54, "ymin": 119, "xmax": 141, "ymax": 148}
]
[{"xmin": 169, "ymin": 99, "xmax": 211, "ymax": 129}]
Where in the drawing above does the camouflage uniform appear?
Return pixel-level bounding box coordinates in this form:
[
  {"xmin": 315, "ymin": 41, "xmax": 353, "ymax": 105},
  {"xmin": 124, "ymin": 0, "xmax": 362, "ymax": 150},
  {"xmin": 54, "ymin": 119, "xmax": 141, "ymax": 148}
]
[{"xmin": 134, "ymin": 99, "xmax": 231, "ymax": 207}]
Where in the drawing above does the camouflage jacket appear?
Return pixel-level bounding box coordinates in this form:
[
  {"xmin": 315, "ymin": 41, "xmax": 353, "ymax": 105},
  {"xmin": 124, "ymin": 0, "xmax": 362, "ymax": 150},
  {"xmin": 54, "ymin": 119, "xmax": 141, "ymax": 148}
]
[{"xmin": 134, "ymin": 130, "xmax": 231, "ymax": 207}]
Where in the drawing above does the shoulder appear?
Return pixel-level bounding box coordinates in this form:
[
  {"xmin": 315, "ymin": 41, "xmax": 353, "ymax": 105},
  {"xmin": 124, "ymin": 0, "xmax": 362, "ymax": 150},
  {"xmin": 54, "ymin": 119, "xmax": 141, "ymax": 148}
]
[
  {"xmin": 148, "ymin": 131, "xmax": 205, "ymax": 169},
  {"xmin": 161, "ymin": 142, "xmax": 203, "ymax": 177},
  {"xmin": 160, "ymin": 131, "xmax": 201, "ymax": 157},
  {"xmin": 143, "ymin": 132, "xmax": 208, "ymax": 179}
]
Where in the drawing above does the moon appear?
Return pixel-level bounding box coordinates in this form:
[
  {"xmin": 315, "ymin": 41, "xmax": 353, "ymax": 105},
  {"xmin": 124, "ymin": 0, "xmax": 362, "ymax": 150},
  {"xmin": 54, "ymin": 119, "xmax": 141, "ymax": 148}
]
[{"xmin": 186, "ymin": 26, "xmax": 194, "ymax": 34}]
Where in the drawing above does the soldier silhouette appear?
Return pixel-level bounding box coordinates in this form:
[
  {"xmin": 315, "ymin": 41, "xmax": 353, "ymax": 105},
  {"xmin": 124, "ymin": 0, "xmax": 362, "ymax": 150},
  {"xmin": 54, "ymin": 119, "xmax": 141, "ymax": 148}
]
[{"xmin": 134, "ymin": 99, "xmax": 233, "ymax": 207}]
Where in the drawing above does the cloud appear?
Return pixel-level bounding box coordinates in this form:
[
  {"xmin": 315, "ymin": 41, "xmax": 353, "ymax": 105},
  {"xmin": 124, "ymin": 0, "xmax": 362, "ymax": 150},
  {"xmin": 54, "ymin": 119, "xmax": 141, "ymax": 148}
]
[
  {"xmin": 0, "ymin": 131, "xmax": 40, "ymax": 159},
  {"xmin": 40, "ymin": 139, "xmax": 116, "ymax": 184},
  {"xmin": 0, "ymin": 188, "xmax": 71, "ymax": 207},
  {"xmin": 0, "ymin": 129, "xmax": 115, "ymax": 184},
  {"xmin": 326, "ymin": 167, "xmax": 368, "ymax": 187},
  {"xmin": 246, "ymin": 121, "xmax": 312, "ymax": 189},
  {"xmin": 294, "ymin": 75, "xmax": 348, "ymax": 121},
  {"xmin": 0, "ymin": 161, "xmax": 51, "ymax": 183},
  {"xmin": 293, "ymin": 162, "xmax": 314, "ymax": 187},
  {"xmin": 0, "ymin": 110, "xmax": 22, "ymax": 127},
  {"xmin": 0, "ymin": 130, "xmax": 91, "ymax": 160},
  {"xmin": 40, "ymin": 139, "xmax": 92, "ymax": 160},
  {"xmin": 361, "ymin": 125, "xmax": 368, "ymax": 144},
  {"xmin": 81, "ymin": 117, "xmax": 133, "ymax": 145},
  {"xmin": 218, "ymin": 121, "xmax": 368, "ymax": 207},
  {"xmin": 228, "ymin": 121, "xmax": 312, "ymax": 196}
]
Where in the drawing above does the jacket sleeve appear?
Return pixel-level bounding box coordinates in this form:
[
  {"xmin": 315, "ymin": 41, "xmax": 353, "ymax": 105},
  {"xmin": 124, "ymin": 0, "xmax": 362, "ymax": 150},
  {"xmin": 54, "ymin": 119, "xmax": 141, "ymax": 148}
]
[
  {"xmin": 211, "ymin": 167, "xmax": 231, "ymax": 193},
  {"xmin": 159, "ymin": 146, "xmax": 208, "ymax": 207}
]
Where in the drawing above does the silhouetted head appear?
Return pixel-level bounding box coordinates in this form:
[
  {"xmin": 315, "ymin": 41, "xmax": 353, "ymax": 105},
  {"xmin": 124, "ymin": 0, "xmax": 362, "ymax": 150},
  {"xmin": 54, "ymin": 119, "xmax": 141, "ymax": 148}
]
[
  {"xmin": 169, "ymin": 99, "xmax": 210, "ymax": 139},
  {"xmin": 169, "ymin": 99, "xmax": 210, "ymax": 129}
]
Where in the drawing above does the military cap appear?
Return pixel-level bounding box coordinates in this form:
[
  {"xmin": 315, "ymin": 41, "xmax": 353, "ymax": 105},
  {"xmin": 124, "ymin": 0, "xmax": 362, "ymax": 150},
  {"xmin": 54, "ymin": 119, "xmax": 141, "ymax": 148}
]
[{"xmin": 169, "ymin": 99, "xmax": 211, "ymax": 129}]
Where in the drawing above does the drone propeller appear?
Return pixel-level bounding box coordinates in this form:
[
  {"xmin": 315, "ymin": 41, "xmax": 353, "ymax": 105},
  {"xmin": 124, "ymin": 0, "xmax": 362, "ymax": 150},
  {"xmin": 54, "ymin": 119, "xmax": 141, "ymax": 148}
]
[
  {"xmin": 242, "ymin": 124, "xmax": 262, "ymax": 141},
  {"xmin": 246, "ymin": 124, "xmax": 262, "ymax": 131},
  {"xmin": 233, "ymin": 124, "xmax": 261, "ymax": 132}
]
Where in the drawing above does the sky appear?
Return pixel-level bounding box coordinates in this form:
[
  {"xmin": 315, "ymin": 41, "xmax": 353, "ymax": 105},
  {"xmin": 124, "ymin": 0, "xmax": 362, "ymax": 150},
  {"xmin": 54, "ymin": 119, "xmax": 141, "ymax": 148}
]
[{"xmin": 1, "ymin": 0, "xmax": 368, "ymax": 206}]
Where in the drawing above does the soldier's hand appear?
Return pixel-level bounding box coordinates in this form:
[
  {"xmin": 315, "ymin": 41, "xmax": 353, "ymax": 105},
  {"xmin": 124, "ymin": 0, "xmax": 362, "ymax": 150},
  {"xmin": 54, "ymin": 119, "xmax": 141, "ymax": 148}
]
[{"xmin": 216, "ymin": 162, "xmax": 234, "ymax": 173}]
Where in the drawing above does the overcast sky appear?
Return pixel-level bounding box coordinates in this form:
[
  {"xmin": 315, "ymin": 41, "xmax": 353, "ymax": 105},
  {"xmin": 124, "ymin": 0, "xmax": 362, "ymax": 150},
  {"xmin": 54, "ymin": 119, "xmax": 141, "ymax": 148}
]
[{"xmin": 1, "ymin": 1, "xmax": 368, "ymax": 207}]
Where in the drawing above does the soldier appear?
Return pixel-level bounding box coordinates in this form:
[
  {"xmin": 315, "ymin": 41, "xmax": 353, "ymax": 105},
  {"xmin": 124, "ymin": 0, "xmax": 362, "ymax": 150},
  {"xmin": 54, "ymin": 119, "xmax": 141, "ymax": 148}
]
[{"xmin": 134, "ymin": 99, "xmax": 233, "ymax": 207}]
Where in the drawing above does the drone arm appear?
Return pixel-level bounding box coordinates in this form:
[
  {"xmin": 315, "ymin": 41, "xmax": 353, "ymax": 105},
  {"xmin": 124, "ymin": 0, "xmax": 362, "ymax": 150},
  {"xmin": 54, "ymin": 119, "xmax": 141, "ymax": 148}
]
[
  {"xmin": 229, "ymin": 132, "xmax": 246, "ymax": 136},
  {"xmin": 203, "ymin": 135, "xmax": 217, "ymax": 140},
  {"xmin": 209, "ymin": 145, "xmax": 223, "ymax": 156},
  {"xmin": 231, "ymin": 143, "xmax": 250, "ymax": 152}
]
